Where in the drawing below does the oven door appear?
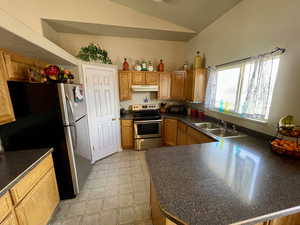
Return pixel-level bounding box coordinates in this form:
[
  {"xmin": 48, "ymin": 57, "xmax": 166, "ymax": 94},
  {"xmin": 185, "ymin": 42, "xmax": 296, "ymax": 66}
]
[{"xmin": 134, "ymin": 120, "xmax": 162, "ymax": 139}]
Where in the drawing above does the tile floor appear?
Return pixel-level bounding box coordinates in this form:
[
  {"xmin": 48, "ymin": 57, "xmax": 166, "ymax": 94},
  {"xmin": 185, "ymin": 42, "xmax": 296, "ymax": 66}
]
[{"xmin": 50, "ymin": 150, "xmax": 152, "ymax": 225}]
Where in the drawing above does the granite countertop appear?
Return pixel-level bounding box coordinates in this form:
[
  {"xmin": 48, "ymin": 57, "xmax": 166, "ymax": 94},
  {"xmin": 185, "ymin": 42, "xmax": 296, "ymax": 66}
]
[
  {"xmin": 145, "ymin": 115, "xmax": 300, "ymax": 225},
  {"xmin": 0, "ymin": 148, "xmax": 53, "ymax": 197}
]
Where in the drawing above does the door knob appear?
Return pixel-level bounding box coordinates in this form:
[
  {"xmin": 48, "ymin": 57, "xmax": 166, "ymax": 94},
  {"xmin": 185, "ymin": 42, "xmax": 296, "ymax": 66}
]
[{"xmin": 112, "ymin": 118, "xmax": 117, "ymax": 121}]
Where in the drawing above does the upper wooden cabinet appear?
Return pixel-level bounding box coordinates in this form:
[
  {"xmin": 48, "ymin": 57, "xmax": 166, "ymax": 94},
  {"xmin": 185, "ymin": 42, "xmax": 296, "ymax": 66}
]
[
  {"xmin": 185, "ymin": 69, "xmax": 207, "ymax": 102},
  {"xmin": 132, "ymin": 71, "xmax": 146, "ymax": 85},
  {"xmin": 164, "ymin": 118, "xmax": 178, "ymax": 146},
  {"xmin": 119, "ymin": 71, "xmax": 132, "ymax": 101},
  {"xmin": 171, "ymin": 71, "xmax": 186, "ymax": 100},
  {"xmin": 146, "ymin": 72, "xmax": 159, "ymax": 85},
  {"xmin": 0, "ymin": 53, "xmax": 15, "ymax": 125},
  {"xmin": 158, "ymin": 72, "xmax": 171, "ymax": 100},
  {"xmin": 132, "ymin": 71, "xmax": 159, "ymax": 85}
]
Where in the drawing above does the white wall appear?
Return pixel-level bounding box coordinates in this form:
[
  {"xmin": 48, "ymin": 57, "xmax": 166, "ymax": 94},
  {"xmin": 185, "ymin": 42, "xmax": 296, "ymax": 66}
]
[
  {"xmin": 0, "ymin": 0, "xmax": 192, "ymax": 35},
  {"xmin": 186, "ymin": 0, "xmax": 300, "ymax": 135},
  {"xmin": 57, "ymin": 33, "xmax": 186, "ymax": 71}
]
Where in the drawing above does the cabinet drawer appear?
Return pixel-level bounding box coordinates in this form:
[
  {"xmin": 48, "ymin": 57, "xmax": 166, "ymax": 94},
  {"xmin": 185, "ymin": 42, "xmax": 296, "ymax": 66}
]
[
  {"xmin": 0, "ymin": 192, "xmax": 13, "ymax": 223},
  {"xmin": 121, "ymin": 120, "xmax": 133, "ymax": 127},
  {"xmin": 10, "ymin": 154, "xmax": 54, "ymax": 204},
  {"xmin": 0, "ymin": 212, "xmax": 18, "ymax": 225}
]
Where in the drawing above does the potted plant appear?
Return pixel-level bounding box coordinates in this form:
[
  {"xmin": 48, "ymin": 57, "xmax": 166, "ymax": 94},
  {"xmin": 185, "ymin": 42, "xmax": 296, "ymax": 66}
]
[{"xmin": 76, "ymin": 43, "xmax": 112, "ymax": 64}]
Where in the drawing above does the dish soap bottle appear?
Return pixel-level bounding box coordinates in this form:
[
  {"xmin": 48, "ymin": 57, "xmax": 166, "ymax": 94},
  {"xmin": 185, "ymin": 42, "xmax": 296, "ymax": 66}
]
[
  {"xmin": 157, "ymin": 59, "xmax": 164, "ymax": 72},
  {"xmin": 123, "ymin": 58, "xmax": 129, "ymax": 71}
]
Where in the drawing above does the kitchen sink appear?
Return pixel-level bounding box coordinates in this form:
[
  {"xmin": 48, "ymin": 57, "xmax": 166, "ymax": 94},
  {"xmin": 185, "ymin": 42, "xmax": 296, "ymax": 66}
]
[
  {"xmin": 208, "ymin": 128, "xmax": 246, "ymax": 138},
  {"xmin": 193, "ymin": 122, "xmax": 220, "ymax": 130}
]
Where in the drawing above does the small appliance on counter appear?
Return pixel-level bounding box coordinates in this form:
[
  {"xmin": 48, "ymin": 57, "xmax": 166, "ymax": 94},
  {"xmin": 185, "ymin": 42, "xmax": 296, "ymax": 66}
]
[
  {"xmin": 166, "ymin": 105, "xmax": 187, "ymax": 115},
  {"xmin": 132, "ymin": 104, "xmax": 162, "ymax": 151}
]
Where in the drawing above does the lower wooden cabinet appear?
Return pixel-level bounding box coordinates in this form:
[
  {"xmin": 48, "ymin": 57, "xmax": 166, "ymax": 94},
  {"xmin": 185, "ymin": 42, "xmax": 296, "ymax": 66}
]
[
  {"xmin": 0, "ymin": 153, "xmax": 59, "ymax": 225},
  {"xmin": 177, "ymin": 121, "xmax": 187, "ymax": 145},
  {"xmin": 121, "ymin": 120, "xmax": 134, "ymax": 149},
  {"xmin": 187, "ymin": 127, "xmax": 215, "ymax": 145},
  {"xmin": 164, "ymin": 119, "xmax": 178, "ymax": 146},
  {"xmin": 0, "ymin": 212, "xmax": 18, "ymax": 225},
  {"xmin": 0, "ymin": 193, "xmax": 13, "ymax": 223},
  {"xmin": 15, "ymin": 168, "xmax": 59, "ymax": 225}
]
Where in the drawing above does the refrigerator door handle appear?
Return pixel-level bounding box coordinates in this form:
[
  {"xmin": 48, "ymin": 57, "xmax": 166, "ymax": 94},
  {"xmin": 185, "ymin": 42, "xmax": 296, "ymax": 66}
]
[{"xmin": 66, "ymin": 95, "xmax": 75, "ymax": 125}]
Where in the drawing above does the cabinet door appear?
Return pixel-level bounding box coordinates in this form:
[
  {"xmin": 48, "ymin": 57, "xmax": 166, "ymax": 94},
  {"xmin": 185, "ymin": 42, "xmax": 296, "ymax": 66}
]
[
  {"xmin": 132, "ymin": 72, "xmax": 146, "ymax": 85},
  {"xmin": 121, "ymin": 120, "xmax": 133, "ymax": 149},
  {"xmin": 15, "ymin": 168, "xmax": 59, "ymax": 225},
  {"xmin": 0, "ymin": 192, "xmax": 13, "ymax": 223},
  {"xmin": 185, "ymin": 70, "xmax": 194, "ymax": 101},
  {"xmin": 0, "ymin": 54, "xmax": 15, "ymax": 125},
  {"xmin": 171, "ymin": 71, "xmax": 186, "ymax": 100},
  {"xmin": 187, "ymin": 127, "xmax": 214, "ymax": 144},
  {"xmin": 0, "ymin": 212, "xmax": 18, "ymax": 225},
  {"xmin": 177, "ymin": 122, "xmax": 187, "ymax": 145},
  {"xmin": 119, "ymin": 71, "xmax": 132, "ymax": 101},
  {"xmin": 193, "ymin": 68, "xmax": 207, "ymax": 102},
  {"xmin": 146, "ymin": 72, "xmax": 159, "ymax": 85},
  {"xmin": 164, "ymin": 119, "xmax": 178, "ymax": 146},
  {"xmin": 158, "ymin": 72, "xmax": 171, "ymax": 100},
  {"xmin": 270, "ymin": 212, "xmax": 300, "ymax": 225}
]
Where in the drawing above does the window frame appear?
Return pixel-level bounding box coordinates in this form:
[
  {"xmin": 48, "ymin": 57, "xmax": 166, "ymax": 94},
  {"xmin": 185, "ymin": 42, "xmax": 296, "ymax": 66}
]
[{"xmin": 210, "ymin": 56, "xmax": 280, "ymax": 123}]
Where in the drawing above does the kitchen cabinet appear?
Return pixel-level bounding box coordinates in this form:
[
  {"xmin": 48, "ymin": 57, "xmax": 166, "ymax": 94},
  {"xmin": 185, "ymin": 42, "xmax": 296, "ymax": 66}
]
[
  {"xmin": 269, "ymin": 212, "xmax": 300, "ymax": 225},
  {"xmin": 0, "ymin": 212, "xmax": 18, "ymax": 225},
  {"xmin": 0, "ymin": 53, "xmax": 15, "ymax": 125},
  {"xmin": 119, "ymin": 71, "xmax": 132, "ymax": 101},
  {"xmin": 185, "ymin": 68, "xmax": 207, "ymax": 102},
  {"xmin": 177, "ymin": 121, "xmax": 188, "ymax": 145},
  {"xmin": 0, "ymin": 192, "xmax": 13, "ymax": 223},
  {"xmin": 171, "ymin": 71, "xmax": 186, "ymax": 100},
  {"xmin": 0, "ymin": 153, "xmax": 59, "ymax": 225},
  {"xmin": 187, "ymin": 127, "xmax": 214, "ymax": 145},
  {"xmin": 132, "ymin": 71, "xmax": 146, "ymax": 85},
  {"xmin": 158, "ymin": 72, "xmax": 171, "ymax": 100},
  {"xmin": 164, "ymin": 119, "xmax": 178, "ymax": 146},
  {"xmin": 146, "ymin": 72, "xmax": 159, "ymax": 85},
  {"xmin": 15, "ymin": 168, "xmax": 59, "ymax": 225},
  {"xmin": 121, "ymin": 120, "xmax": 134, "ymax": 149}
]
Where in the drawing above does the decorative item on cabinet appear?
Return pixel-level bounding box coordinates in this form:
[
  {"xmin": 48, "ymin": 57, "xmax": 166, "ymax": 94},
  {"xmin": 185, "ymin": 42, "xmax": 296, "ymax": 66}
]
[
  {"xmin": 76, "ymin": 43, "xmax": 112, "ymax": 64},
  {"xmin": 123, "ymin": 58, "xmax": 129, "ymax": 71},
  {"xmin": 141, "ymin": 61, "xmax": 147, "ymax": 71},
  {"xmin": 157, "ymin": 59, "xmax": 164, "ymax": 72},
  {"xmin": 135, "ymin": 60, "xmax": 142, "ymax": 71},
  {"xmin": 194, "ymin": 51, "xmax": 202, "ymax": 69},
  {"xmin": 148, "ymin": 61, "xmax": 154, "ymax": 72}
]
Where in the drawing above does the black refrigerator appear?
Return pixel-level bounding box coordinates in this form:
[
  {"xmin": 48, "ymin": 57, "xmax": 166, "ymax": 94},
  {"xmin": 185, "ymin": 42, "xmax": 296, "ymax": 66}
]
[{"xmin": 0, "ymin": 81, "xmax": 92, "ymax": 199}]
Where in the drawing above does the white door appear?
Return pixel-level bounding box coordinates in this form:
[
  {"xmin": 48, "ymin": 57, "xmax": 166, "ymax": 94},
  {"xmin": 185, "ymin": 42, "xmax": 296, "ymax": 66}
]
[{"xmin": 82, "ymin": 64, "xmax": 121, "ymax": 163}]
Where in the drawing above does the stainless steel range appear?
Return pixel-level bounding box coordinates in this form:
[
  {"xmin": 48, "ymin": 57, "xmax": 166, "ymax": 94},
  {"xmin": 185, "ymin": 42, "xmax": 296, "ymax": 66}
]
[{"xmin": 132, "ymin": 104, "xmax": 162, "ymax": 150}]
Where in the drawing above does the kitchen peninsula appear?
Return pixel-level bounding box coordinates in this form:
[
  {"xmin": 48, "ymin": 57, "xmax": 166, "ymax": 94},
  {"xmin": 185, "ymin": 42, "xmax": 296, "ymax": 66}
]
[{"xmin": 146, "ymin": 116, "xmax": 300, "ymax": 225}]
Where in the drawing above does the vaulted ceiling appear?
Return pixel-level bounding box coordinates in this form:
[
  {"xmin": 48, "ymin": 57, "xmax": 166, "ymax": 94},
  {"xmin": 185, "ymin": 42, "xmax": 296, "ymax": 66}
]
[{"xmin": 110, "ymin": 0, "xmax": 243, "ymax": 32}]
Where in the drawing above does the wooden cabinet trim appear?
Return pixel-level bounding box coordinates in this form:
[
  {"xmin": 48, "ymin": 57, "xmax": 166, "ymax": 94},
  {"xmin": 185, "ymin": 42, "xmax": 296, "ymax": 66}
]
[{"xmin": 0, "ymin": 192, "xmax": 13, "ymax": 223}]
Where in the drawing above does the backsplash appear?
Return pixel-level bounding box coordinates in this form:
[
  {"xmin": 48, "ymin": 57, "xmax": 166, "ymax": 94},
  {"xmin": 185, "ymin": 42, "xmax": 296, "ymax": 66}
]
[{"xmin": 119, "ymin": 92, "xmax": 181, "ymax": 110}]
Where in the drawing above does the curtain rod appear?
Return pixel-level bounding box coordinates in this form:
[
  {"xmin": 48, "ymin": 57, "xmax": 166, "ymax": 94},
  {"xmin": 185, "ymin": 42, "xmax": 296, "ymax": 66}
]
[{"xmin": 211, "ymin": 47, "xmax": 286, "ymax": 68}]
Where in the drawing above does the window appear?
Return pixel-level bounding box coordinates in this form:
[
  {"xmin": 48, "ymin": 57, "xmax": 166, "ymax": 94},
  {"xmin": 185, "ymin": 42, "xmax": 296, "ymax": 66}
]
[{"xmin": 207, "ymin": 55, "xmax": 280, "ymax": 122}]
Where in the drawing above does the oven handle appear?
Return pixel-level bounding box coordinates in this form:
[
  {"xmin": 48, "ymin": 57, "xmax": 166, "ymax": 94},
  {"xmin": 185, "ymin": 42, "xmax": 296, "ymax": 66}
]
[{"xmin": 134, "ymin": 119, "xmax": 162, "ymax": 124}]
